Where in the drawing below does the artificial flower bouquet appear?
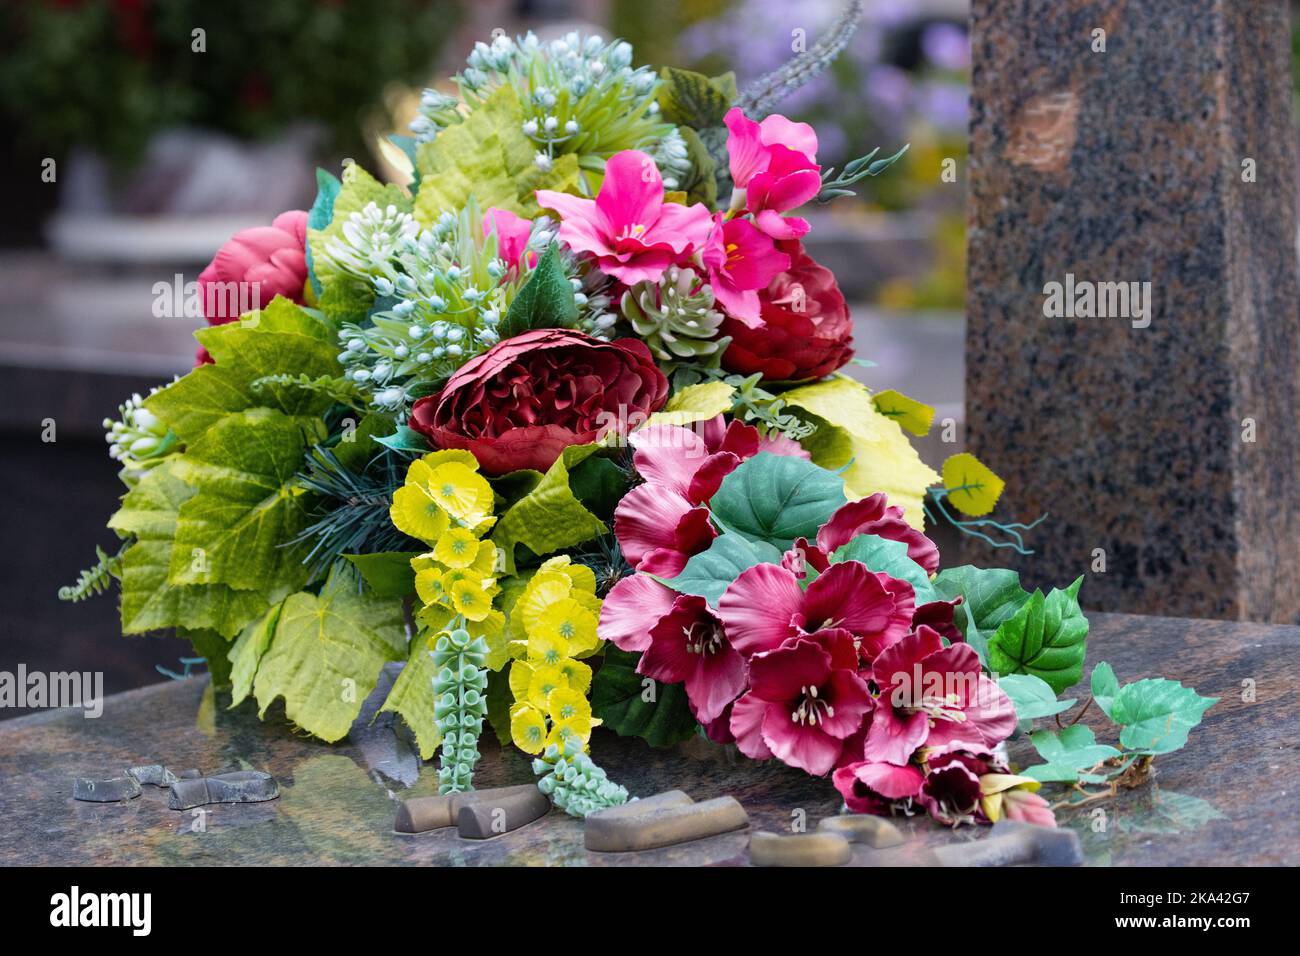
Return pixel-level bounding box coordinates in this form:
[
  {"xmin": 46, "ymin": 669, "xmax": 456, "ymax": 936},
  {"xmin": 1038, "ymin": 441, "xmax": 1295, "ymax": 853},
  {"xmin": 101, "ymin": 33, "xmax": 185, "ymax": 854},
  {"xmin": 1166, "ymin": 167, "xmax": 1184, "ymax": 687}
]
[{"xmin": 66, "ymin": 28, "xmax": 1215, "ymax": 827}]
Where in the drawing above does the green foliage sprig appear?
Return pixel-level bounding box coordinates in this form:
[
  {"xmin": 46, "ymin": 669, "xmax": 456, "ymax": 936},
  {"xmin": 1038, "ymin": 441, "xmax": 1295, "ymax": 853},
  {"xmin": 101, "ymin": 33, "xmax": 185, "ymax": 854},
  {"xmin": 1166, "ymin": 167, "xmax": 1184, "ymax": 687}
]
[
  {"xmin": 58, "ymin": 543, "xmax": 127, "ymax": 603},
  {"xmin": 431, "ymin": 624, "xmax": 490, "ymax": 794}
]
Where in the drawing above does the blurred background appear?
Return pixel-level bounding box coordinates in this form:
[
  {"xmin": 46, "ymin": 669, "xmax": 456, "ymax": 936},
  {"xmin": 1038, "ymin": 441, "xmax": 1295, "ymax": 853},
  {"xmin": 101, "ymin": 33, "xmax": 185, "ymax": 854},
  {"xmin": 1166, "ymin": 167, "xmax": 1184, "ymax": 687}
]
[{"xmin": 0, "ymin": 0, "xmax": 1134, "ymax": 714}]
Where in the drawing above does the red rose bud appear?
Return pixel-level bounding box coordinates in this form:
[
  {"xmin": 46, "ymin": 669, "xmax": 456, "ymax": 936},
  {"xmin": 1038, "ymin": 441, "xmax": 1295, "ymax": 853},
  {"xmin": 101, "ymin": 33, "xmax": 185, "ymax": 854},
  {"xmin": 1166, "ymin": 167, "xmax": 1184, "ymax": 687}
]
[
  {"xmin": 194, "ymin": 210, "xmax": 309, "ymax": 365},
  {"xmin": 409, "ymin": 328, "xmax": 669, "ymax": 476},
  {"xmin": 720, "ymin": 240, "xmax": 854, "ymax": 382}
]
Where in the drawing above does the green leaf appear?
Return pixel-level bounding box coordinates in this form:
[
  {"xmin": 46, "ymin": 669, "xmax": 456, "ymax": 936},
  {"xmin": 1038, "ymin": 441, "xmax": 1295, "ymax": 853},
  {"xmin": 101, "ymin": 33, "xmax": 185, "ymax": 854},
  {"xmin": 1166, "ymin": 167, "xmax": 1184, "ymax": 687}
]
[
  {"xmin": 414, "ymin": 85, "xmax": 578, "ymax": 224},
  {"xmin": 252, "ymin": 563, "xmax": 407, "ymax": 742},
  {"xmin": 146, "ymin": 298, "xmax": 340, "ymax": 442},
  {"xmin": 567, "ymin": 454, "xmax": 627, "ymax": 522},
  {"xmin": 329, "ymin": 412, "xmax": 395, "ymax": 472},
  {"xmin": 656, "ymin": 67, "xmax": 737, "ymax": 128},
  {"xmin": 999, "ymin": 673, "xmax": 1076, "ymax": 722},
  {"xmin": 497, "ymin": 243, "xmax": 578, "ymax": 339},
  {"xmin": 306, "ymin": 168, "xmax": 341, "ymax": 297},
  {"xmin": 708, "ymin": 452, "xmax": 846, "ymax": 551},
  {"xmin": 168, "ymin": 408, "xmax": 325, "ymax": 595},
  {"xmin": 659, "ymin": 532, "xmax": 784, "ymax": 607},
  {"xmin": 830, "ymin": 533, "xmax": 937, "ymax": 605},
  {"xmin": 108, "ymin": 461, "xmax": 273, "ymax": 638},
  {"xmin": 484, "ymin": 668, "xmax": 513, "ymax": 747},
  {"xmin": 590, "ymin": 647, "xmax": 699, "ymax": 748},
  {"xmin": 933, "ymin": 566, "xmax": 1029, "ymax": 632},
  {"xmin": 374, "ymin": 423, "xmax": 431, "ymax": 454},
  {"xmin": 228, "ymin": 603, "xmax": 281, "ymax": 707},
  {"xmin": 379, "ymin": 631, "xmax": 443, "ymax": 760},
  {"xmin": 871, "ymin": 389, "xmax": 934, "ymax": 437},
  {"xmin": 1023, "ymin": 724, "xmax": 1122, "ymax": 782},
  {"xmin": 342, "ymin": 551, "xmax": 418, "ymax": 599},
  {"xmin": 180, "ymin": 627, "xmax": 234, "ymax": 691},
  {"xmin": 1090, "ymin": 661, "xmax": 1120, "ymax": 719},
  {"xmin": 676, "ymin": 126, "xmax": 718, "ymax": 207},
  {"xmin": 1108, "ymin": 678, "xmax": 1217, "ymax": 755},
  {"xmin": 308, "ymin": 161, "xmax": 412, "ymax": 293},
  {"xmin": 491, "ymin": 444, "xmax": 607, "ymax": 575},
  {"xmin": 647, "ymin": 380, "xmax": 735, "ymax": 428},
  {"xmin": 986, "ymin": 577, "xmax": 1089, "ymax": 694}
]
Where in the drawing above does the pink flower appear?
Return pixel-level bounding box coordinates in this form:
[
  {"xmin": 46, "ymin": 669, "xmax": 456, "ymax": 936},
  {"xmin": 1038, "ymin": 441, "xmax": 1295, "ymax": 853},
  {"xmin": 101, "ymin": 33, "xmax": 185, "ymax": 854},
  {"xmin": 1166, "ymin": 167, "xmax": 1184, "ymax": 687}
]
[
  {"xmin": 998, "ymin": 787, "xmax": 1057, "ymax": 828},
  {"xmin": 918, "ymin": 746, "xmax": 1002, "ymax": 825},
  {"xmin": 536, "ymin": 150, "xmax": 713, "ymax": 285},
  {"xmin": 832, "ymin": 759, "xmax": 925, "ymax": 814},
  {"xmin": 865, "ymin": 626, "xmax": 1017, "ymax": 766},
  {"xmin": 730, "ymin": 630, "xmax": 873, "ymax": 775},
  {"xmin": 483, "ymin": 207, "xmax": 534, "ymax": 271},
  {"xmin": 195, "ymin": 209, "xmax": 308, "ymax": 364},
  {"xmin": 717, "ymin": 559, "xmax": 915, "ymax": 661},
  {"xmin": 811, "ymin": 494, "xmax": 941, "ymax": 574},
  {"xmin": 700, "ymin": 214, "xmax": 791, "ymax": 324},
  {"xmin": 724, "ymin": 108, "xmax": 821, "ymax": 239},
  {"xmin": 638, "ymin": 593, "xmax": 747, "ymax": 725},
  {"xmin": 612, "ymin": 416, "xmax": 807, "ymax": 577}
]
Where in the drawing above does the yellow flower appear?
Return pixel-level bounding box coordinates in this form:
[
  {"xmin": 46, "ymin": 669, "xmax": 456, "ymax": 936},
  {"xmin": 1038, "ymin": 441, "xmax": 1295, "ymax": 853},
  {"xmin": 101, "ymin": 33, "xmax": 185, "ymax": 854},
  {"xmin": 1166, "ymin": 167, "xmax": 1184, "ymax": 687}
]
[
  {"xmin": 536, "ymin": 597, "xmax": 598, "ymax": 656},
  {"xmin": 527, "ymin": 664, "xmax": 568, "ymax": 711},
  {"xmin": 558, "ymin": 659, "xmax": 593, "ymax": 695},
  {"xmin": 515, "ymin": 570, "xmax": 575, "ymax": 638},
  {"xmin": 426, "ymin": 462, "xmax": 495, "ymax": 530},
  {"xmin": 508, "ymin": 660, "xmax": 535, "ymax": 703},
  {"xmin": 416, "ymin": 449, "xmax": 481, "ymax": 473},
  {"xmin": 449, "ymin": 574, "xmax": 494, "ymax": 622},
  {"xmin": 527, "ymin": 627, "xmax": 570, "ymax": 666},
  {"xmin": 468, "ymin": 539, "xmax": 500, "ymax": 577},
  {"xmin": 547, "ymin": 686, "xmax": 593, "ymax": 740},
  {"xmin": 390, "ymin": 483, "xmax": 450, "ymax": 545},
  {"xmin": 434, "ymin": 527, "xmax": 481, "ymax": 569},
  {"xmin": 510, "ymin": 703, "xmax": 549, "ymax": 755},
  {"xmin": 414, "ymin": 567, "xmax": 446, "ymax": 607}
]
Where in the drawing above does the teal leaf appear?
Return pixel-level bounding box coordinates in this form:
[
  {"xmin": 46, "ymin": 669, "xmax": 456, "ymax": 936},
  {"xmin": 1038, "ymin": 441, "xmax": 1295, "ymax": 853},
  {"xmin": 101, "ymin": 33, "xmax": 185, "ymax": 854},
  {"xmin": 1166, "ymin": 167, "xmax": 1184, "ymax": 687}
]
[
  {"xmin": 708, "ymin": 452, "xmax": 846, "ymax": 551},
  {"xmin": 1090, "ymin": 660, "xmax": 1120, "ymax": 719},
  {"xmin": 497, "ymin": 243, "xmax": 578, "ymax": 339},
  {"xmin": 590, "ymin": 647, "xmax": 699, "ymax": 748},
  {"xmin": 659, "ymin": 532, "xmax": 783, "ymax": 607},
  {"xmin": 374, "ymin": 424, "xmax": 431, "ymax": 454},
  {"xmin": 999, "ymin": 673, "xmax": 1076, "ymax": 723},
  {"xmin": 1109, "ymin": 679, "xmax": 1218, "ymax": 755},
  {"xmin": 306, "ymin": 168, "xmax": 341, "ymax": 297},
  {"xmin": 986, "ymin": 576, "xmax": 1088, "ymax": 694},
  {"xmin": 1022, "ymin": 724, "xmax": 1121, "ymax": 782},
  {"xmin": 830, "ymin": 533, "xmax": 937, "ymax": 604}
]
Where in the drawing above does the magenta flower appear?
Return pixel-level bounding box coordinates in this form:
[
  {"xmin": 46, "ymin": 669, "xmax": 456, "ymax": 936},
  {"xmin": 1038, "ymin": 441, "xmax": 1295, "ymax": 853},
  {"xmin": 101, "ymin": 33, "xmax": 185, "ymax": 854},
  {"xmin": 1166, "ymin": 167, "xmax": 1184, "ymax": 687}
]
[
  {"xmin": 612, "ymin": 416, "xmax": 806, "ymax": 576},
  {"xmin": 639, "ymin": 594, "xmax": 746, "ymax": 725},
  {"xmin": 832, "ymin": 758, "xmax": 925, "ymax": 815},
  {"xmin": 865, "ymin": 626, "xmax": 1017, "ymax": 766},
  {"xmin": 482, "ymin": 207, "xmax": 534, "ymax": 272},
  {"xmin": 700, "ymin": 213, "xmax": 791, "ymax": 324},
  {"xmin": 918, "ymin": 746, "xmax": 1001, "ymax": 825},
  {"xmin": 717, "ymin": 559, "xmax": 915, "ymax": 661},
  {"xmin": 730, "ymin": 630, "xmax": 873, "ymax": 775},
  {"xmin": 724, "ymin": 108, "xmax": 822, "ymax": 240},
  {"xmin": 536, "ymin": 149, "xmax": 713, "ymax": 285},
  {"xmin": 813, "ymin": 494, "xmax": 941, "ymax": 574}
]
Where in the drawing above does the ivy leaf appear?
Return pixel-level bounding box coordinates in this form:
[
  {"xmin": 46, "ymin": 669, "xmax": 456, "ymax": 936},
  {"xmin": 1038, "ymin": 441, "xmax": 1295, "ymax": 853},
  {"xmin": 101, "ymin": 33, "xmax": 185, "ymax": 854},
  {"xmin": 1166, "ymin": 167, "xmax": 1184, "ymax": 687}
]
[
  {"xmin": 497, "ymin": 243, "xmax": 578, "ymax": 339},
  {"xmin": 932, "ymin": 566, "xmax": 1029, "ymax": 635},
  {"xmin": 871, "ymin": 389, "xmax": 934, "ymax": 437},
  {"xmin": 656, "ymin": 67, "xmax": 738, "ymax": 128},
  {"xmin": 1108, "ymin": 678, "xmax": 1218, "ymax": 755},
  {"xmin": 590, "ymin": 647, "xmax": 699, "ymax": 747},
  {"xmin": 783, "ymin": 375, "xmax": 939, "ymax": 530},
  {"xmin": 168, "ymin": 408, "xmax": 325, "ymax": 596},
  {"xmin": 414, "ymin": 85, "xmax": 578, "ymax": 224},
  {"xmin": 1022, "ymin": 725, "xmax": 1121, "ymax": 783},
  {"xmin": 252, "ymin": 563, "xmax": 407, "ymax": 742},
  {"xmin": 659, "ymin": 532, "xmax": 783, "ymax": 607},
  {"xmin": 830, "ymin": 533, "xmax": 937, "ymax": 604},
  {"xmin": 999, "ymin": 673, "xmax": 1076, "ymax": 724},
  {"xmin": 709, "ymin": 451, "xmax": 846, "ymax": 551},
  {"xmin": 491, "ymin": 444, "xmax": 607, "ymax": 575},
  {"xmin": 941, "ymin": 452, "xmax": 1006, "ymax": 517},
  {"xmin": 343, "ymin": 551, "xmax": 418, "ymax": 599},
  {"xmin": 986, "ymin": 576, "xmax": 1088, "ymax": 694},
  {"xmin": 107, "ymin": 461, "xmax": 274, "ymax": 638},
  {"xmin": 1090, "ymin": 661, "xmax": 1120, "ymax": 719},
  {"xmin": 379, "ymin": 631, "xmax": 443, "ymax": 760}
]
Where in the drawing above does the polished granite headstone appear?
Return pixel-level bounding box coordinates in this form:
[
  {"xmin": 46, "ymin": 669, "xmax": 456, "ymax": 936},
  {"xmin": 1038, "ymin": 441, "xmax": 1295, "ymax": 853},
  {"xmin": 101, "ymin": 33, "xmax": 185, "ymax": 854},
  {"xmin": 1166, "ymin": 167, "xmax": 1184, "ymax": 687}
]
[
  {"xmin": 0, "ymin": 613, "xmax": 1295, "ymax": 866},
  {"xmin": 965, "ymin": 0, "xmax": 1300, "ymax": 621}
]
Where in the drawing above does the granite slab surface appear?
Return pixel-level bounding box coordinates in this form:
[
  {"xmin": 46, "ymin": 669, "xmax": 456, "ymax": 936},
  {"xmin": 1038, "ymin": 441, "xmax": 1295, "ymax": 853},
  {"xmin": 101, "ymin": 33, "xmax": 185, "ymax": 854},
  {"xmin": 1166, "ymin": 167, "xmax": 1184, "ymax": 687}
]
[{"xmin": 0, "ymin": 612, "xmax": 1295, "ymax": 866}]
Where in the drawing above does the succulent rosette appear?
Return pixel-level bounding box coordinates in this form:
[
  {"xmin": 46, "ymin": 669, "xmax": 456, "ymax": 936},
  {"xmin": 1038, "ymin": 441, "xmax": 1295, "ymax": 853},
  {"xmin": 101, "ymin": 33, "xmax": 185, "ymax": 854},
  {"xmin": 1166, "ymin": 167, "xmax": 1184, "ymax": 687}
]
[{"xmin": 66, "ymin": 22, "xmax": 1215, "ymax": 834}]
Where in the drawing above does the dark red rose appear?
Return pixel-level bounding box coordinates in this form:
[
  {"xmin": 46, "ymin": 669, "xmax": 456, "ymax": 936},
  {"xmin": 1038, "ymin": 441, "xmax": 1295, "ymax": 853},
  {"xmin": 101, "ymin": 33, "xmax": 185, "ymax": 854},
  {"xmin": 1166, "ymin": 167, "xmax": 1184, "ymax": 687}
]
[
  {"xmin": 720, "ymin": 240, "xmax": 853, "ymax": 382},
  {"xmin": 409, "ymin": 328, "xmax": 669, "ymax": 476}
]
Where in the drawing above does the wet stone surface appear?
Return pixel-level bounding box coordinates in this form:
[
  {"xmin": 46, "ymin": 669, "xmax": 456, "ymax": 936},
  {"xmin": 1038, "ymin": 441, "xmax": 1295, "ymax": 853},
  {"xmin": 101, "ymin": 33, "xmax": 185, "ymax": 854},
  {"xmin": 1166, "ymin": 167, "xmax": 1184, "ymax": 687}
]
[{"xmin": 1, "ymin": 613, "xmax": 1296, "ymax": 866}]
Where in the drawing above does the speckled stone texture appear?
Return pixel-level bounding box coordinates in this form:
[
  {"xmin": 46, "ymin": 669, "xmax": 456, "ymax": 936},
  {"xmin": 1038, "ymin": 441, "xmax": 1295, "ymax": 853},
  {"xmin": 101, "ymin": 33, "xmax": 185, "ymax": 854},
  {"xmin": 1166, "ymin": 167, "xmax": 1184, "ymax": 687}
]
[{"xmin": 965, "ymin": 0, "xmax": 1300, "ymax": 621}]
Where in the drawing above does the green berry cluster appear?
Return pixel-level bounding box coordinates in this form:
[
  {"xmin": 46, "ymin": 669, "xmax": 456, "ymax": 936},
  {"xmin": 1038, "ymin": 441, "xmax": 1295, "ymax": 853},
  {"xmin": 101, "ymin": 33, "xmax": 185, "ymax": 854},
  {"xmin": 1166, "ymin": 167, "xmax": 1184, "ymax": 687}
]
[
  {"xmin": 431, "ymin": 625, "xmax": 489, "ymax": 794},
  {"xmin": 533, "ymin": 738, "xmax": 629, "ymax": 818}
]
